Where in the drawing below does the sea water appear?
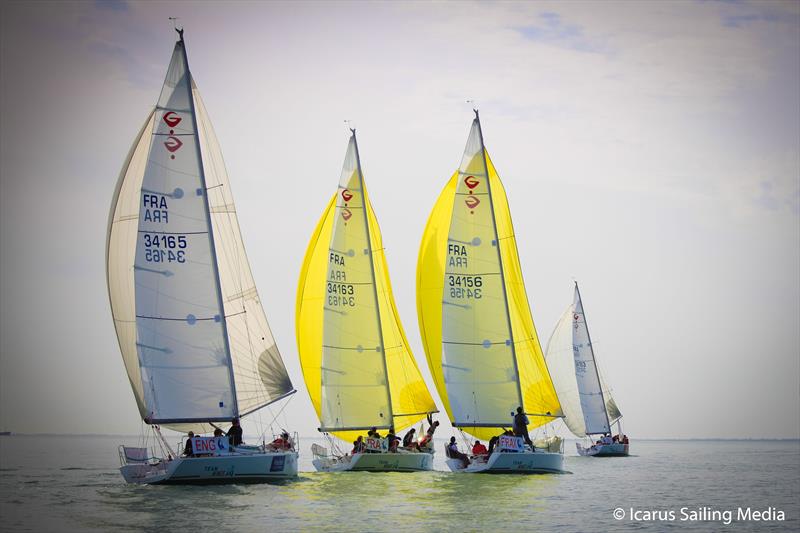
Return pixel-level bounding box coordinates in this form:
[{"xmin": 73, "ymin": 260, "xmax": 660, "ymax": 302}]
[{"xmin": 1, "ymin": 435, "xmax": 797, "ymax": 531}]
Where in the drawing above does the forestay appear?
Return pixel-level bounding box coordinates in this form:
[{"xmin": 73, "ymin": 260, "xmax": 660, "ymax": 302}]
[
  {"xmin": 107, "ymin": 36, "xmax": 293, "ymax": 428},
  {"xmin": 297, "ymin": 132, "xmax": 436, "ymax": 443},
  {"xmin": 417, "ymin": 113, "xmax": 562, "ymax": 441}
]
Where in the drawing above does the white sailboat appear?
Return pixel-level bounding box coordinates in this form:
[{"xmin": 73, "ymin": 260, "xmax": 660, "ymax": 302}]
[
  {"xmin": 417, "ymin": 111, "xmax": 566, "ymax": 473},
  {"xmin": 107, "ymin": 29, "xmax": 298, "ymax": 484},
  {"xmin": 296, "ymin": 129, "xmax": 439, "ymax": 472},
  {"xmin": 545, "ymin": 282, "xmax": 629, "ymax": 457}
]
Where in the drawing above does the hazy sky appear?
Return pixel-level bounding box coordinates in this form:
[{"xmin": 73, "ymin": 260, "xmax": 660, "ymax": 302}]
[{"xmin": 1, "ymin": 0, "xmax": 798, "ymax": 439}]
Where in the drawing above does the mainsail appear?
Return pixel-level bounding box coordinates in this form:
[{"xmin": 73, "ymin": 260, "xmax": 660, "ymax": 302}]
[
  {"xmin": 107, "ymin": 33, "xmax": 293, "ymax": 429},
  {"xmin": 296, "ymin": 131, "xmax": 437, "ymax": 443},
  {"xmin": 545, "ymin": 283, "xmax": 621, "ymax": 436},
  {"xmin": 417, "ymin": 112, "xmax": 562, "ymax": 441}
]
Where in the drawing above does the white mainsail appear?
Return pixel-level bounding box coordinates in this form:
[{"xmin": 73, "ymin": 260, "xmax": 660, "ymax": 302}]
[
  {"xmin": 107, "ymin": 34, "xmax": 293, "ymax": 428},
  {"xmin": 441, "ymin": 120, "xmax": 522, "ymax": 427},
  {"xmin": 545, "ymin": 283, "xmax": 620, "ymax": 436},
  {"xmin": 320, "ymin": 134, "xmax": 392, "ymax": 431}
]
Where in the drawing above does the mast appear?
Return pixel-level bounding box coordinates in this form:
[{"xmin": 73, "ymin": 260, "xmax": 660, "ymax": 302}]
[
  {"xmin": 473, "ymin": 110, "xmax": 525, "ymax": 415},
  {"xmin": 177, "ymin": 28, "xmax": 239, "ymax": 418},
  {"xmin": 575, "ymin": 281, "xmax": 611, "ymax": 434},
  {"xmin": 351, "ymin": 129, "xmax": 394, "ymax": 427}
]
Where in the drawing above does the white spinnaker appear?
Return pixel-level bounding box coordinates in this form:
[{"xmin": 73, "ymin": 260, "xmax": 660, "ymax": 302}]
[
  {"xmin": 193, "ymin": 86, "xmax": 294, "ymax": 416},
  {"xmin": 132, "ymin": 41, "xmax": 236, "ymax": 423},
  {"xmin": 572, "ymin": 286, "xmax": 611, "ymax": 435},
  {"xmin": 320, "ymin": 136, "xmax": 391, "ymax": 431},
  {"xmin": 545, "ymin": 305, "xmax": 587, "ymax": 437},
  {"xmin": 441, "ymin": 120, "xmax": 521, "ymax": 427}
]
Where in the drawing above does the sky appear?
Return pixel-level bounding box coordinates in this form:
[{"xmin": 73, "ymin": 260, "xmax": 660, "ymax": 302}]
[{"xmin": 0, "ymin": 0, "xmax": 798, "ymax": 440}]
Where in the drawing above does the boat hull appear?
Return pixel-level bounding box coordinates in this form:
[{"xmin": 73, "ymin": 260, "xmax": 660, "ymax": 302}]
[
  {"xmin": 120, "ymin": 451, "xmax": 298, "ymax": 484},
  {"xmin": 313, "ymin": 451, "xmax": 433, "ymax": 472},
  {"xmin": 576, "ymin": 442, "xmax": 629, "ymax": 457},
  {"xmin": 446, "ymin": 451, "xmax": 565, "ymax": 474}
]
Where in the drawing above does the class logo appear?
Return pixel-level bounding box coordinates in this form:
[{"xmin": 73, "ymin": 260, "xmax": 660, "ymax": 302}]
[
  {"xmin": 163, "ymin": 111, "xmax": 182, "ymax": 128},
  {"xmin": 465, "ymin": 195, "xmax": 480, "ymax": 209},
  {"xmin": 341, "ymin": 208, "xmax": 353, "ymax": 221},
  {"xmin": 464, "ymin": 175, "xmax": 480, "ymax": 189},
  {"xmin": 164, "ymin": 136, "xmax": 184, "ymax": 153},
  {"xmin": 341, "ymin": 189, "xmax": 353, "ymax": 202}
]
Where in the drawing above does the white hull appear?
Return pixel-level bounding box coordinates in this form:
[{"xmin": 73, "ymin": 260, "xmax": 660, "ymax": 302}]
[
  {"xmin": 313, "ymin": 451, "xmax": 433, "ymax": 472},
  {"xmin": 120, "ymin": 451, "xmax": 298, "ymax": 484},
  {"xmin": 576, "ymin": 442, "xmax": 629, "ymax": 457},
  {"xmin": 446, "ymin": 451, "xmax": 565, "ymax": 474}
]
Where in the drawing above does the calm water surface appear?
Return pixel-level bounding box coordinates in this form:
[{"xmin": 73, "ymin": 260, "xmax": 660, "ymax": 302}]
[{"xmin": 1, "ymin": 435, "xmax": 797, "ymax": 531}]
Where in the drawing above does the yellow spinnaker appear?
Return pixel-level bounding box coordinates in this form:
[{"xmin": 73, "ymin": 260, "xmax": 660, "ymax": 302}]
[
  {"xmin": 296, "ymin": 134, "xmax": 436, "ymax": 444},
  {"xmin": 416, "ymin": 116, "xmax": 562, "ymax": 441}
]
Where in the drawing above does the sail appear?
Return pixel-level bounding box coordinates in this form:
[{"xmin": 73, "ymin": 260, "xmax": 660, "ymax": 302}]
[
  {"xmin": 107, "ymin": 36, "xmax": 292, "ymax": 427},
  {"xmin": 297, "ymin": 133, "xmax": 436, "ymax": 442},
  {"xmin": 417, "ymin": 115, "xmax": 562, "ymax": 441},
  {"xmin": 600, "ymin": 372, "xmax": 622, "ymax": 425},
  {"xmin": 544, "ymin": 305, "xmax": 588, "ymax": 437},
  {"xmin": 572, "ymin": 285, "xmax": 612, "ymax": 434},
  {"xmin": 194, "ymin": 88, "xmax": 294, "ymax": 415}
]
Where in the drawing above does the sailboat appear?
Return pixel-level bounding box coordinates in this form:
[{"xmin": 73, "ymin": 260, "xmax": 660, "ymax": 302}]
[
  {"xmin": 545, "ymin": 283, "xmax": 629, "ymax": 457},
  {"xmin": 107, "ymin": 29, "xmax": 298, "ymax": 484},
  {"xmin": 417, "ymin": 111, "xmax": 566, "ymax": 473},
  {"xmin": 296, "ymin": 129, "xmax": 439, "ymax": 472}
]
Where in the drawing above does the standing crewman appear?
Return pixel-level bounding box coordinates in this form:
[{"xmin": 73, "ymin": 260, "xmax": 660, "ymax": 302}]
[
  {"xmin": 227, "ymin": 418, "xmax": 243, "ymax": 446},
  {"xmin": 512, "ymin": 407, "xmax": 534, "ymax": 450}
]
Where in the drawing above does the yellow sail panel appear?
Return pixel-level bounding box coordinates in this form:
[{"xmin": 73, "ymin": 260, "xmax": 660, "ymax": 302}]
[
  {"xmin": 486, "ymin": 154, "xmax": 563, "ymax": 429},
  {"xmin": 296, "ymin": 196, "xmax": 334, "ymax": 433},
  {"xmin": 367, "ymin": 202, "xmax": 437, "ymax": 433},
  {"xmin": 416, "ymin": 173, "xmax": 457, "ymax": 422}
]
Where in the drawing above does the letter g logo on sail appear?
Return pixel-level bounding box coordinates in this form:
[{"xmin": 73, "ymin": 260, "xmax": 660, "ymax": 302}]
[
  {"xmin": 163, "ymin": 111, "xmax": 182, "ymax": 128},
  {"xmin": 464, "ymin": 176, "xmax": 480, "ymax": 189}
]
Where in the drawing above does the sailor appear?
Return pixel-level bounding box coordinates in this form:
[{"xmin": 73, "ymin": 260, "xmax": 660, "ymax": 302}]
[
  {"xmin": 268, "ymin": 431, "xmax": 291, "ymax": 451},
  {"xmin": 446, "ymin": 436, "xmax": 471, "ymax": 468},
  {"xmin": 386, "ymin": 426, "xmax": 400, "ymax": 452},
  {"xmin": 402, "ymin": 428, "xmax": 418, "ymax": 449},
  {"xmin": 471, "ymin": 440, "xmax": 488, "ymax": 457},
  {"xmin": 352, "ymin": 435, "xmax": 365, "ymax": 454},
  {"xmin": 226, "ymin": 418, "xmax": 243, "ymax": 446},
  {"xmin": 183, "ymin": 431, "xmax": 195, "ymax": 457},
  {"xmin": 487, "ymin": 435, "xmax": 500, "ymax": 456},
  {"xmin": 418, "ymin": 419, "xmax": 440, "ymax": 450},
  {"xmin": 512, "ymin": 407, "xmax": 534, "ymax": 449}
]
